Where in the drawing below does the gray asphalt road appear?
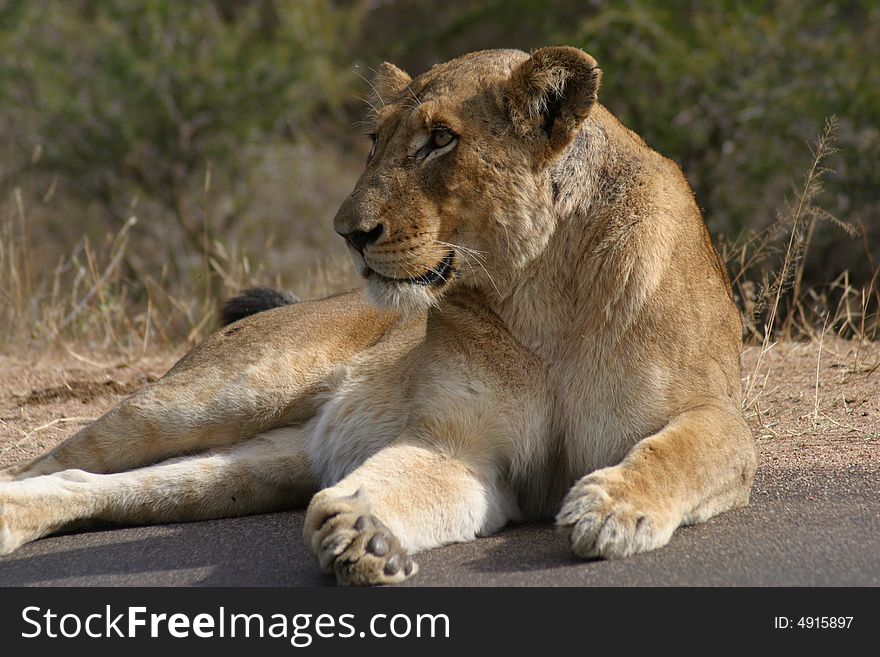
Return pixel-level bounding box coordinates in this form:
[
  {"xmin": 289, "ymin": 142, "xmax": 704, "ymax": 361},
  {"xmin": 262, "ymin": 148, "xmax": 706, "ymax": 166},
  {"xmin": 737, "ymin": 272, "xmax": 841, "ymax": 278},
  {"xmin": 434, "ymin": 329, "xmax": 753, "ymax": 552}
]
[{"xmin": 1, "ymin": 464, "xmax": 878, "ymax": 586}]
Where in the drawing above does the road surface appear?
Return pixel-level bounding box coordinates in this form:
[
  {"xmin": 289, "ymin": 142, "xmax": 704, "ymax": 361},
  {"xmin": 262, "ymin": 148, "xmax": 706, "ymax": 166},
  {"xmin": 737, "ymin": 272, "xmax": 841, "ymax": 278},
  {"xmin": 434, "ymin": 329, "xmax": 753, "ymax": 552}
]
[{"xmin": 1, "ymin": 463, "xmax": 877, "ymax": 586}]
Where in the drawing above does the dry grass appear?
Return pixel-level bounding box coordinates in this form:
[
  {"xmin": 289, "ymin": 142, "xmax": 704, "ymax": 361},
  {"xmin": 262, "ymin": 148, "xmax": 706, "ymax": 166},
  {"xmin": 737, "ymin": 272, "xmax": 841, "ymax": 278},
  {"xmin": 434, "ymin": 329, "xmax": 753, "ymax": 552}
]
[
  {"xmin": 728, "ymin": 117, "xmax": 879, "ymax": 411},
  {"xmin": 744, "ymin": 337, "xmax": 880, "ymax": 455},
  {"xmin": 0, "ymin": 140, "xmax": 362, "ymax": 357}
]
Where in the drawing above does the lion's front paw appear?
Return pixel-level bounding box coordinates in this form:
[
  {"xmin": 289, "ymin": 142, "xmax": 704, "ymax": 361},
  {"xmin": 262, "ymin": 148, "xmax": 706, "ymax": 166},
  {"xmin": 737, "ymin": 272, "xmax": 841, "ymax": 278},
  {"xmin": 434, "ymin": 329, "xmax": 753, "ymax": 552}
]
[
  {"xmin": 556, "ymin": 468, "xmax": 677, "ymax": 559},
  {"xmin": 304, "ymin": 490, "xmax": 417, "ymax": 586}
]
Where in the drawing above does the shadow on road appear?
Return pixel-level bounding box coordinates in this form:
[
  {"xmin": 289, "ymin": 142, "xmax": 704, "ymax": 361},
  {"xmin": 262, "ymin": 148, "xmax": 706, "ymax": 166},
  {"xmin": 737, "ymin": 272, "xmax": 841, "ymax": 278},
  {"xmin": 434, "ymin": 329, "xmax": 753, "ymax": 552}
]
[{"xmin": 0, "ymin": 512, "xmax": 330, "ymax": 587}]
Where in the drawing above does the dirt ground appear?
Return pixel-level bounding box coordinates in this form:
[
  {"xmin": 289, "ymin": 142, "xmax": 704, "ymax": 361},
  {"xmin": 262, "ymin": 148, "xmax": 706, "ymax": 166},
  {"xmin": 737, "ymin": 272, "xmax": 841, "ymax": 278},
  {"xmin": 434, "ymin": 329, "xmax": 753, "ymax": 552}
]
[
  {"xmin": 1, "ymin": 337, "xmax": 878, "ymax": 478},
  {"xmin": 0, "ymin": 348, "xmax": 185, "ymax": 469}
]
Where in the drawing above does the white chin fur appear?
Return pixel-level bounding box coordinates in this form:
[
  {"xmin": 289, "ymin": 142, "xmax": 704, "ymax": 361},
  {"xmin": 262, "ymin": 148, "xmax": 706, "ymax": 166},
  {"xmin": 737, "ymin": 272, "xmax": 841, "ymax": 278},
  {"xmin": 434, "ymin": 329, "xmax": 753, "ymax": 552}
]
[{"xmin": 365, "ymin": 278, "xmax": 438, "ymax": 314}]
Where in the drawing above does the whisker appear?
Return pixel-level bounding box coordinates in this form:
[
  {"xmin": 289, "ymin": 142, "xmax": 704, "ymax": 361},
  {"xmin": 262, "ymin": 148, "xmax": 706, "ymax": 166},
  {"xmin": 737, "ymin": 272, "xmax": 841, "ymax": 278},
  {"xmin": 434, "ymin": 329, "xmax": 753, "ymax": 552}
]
[
  {"xmin": 441, "ymin": 243, "xmax": 489, "ymax": 267},
  {"xmin": 356, "ymin": 68, "xmax": 386, "ymax": 108},
  {"xmin": 430, "ymin": 239, "xmax": 500, "ymax": 296},
  {"xmin": 405, "ymin": 86, "xmax": 422, "ymax": 107},
  {"xmin": 352, "ymin": 94, "xmax": 381, "ymax": 116}
]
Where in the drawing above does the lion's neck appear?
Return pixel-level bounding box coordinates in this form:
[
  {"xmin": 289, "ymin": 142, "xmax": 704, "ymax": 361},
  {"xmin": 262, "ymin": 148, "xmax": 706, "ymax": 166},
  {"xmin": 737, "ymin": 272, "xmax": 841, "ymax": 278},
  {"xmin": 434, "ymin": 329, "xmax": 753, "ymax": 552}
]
[{"xmin": 471, "ymin": 108, "xmax": 651, "ymax": 358}]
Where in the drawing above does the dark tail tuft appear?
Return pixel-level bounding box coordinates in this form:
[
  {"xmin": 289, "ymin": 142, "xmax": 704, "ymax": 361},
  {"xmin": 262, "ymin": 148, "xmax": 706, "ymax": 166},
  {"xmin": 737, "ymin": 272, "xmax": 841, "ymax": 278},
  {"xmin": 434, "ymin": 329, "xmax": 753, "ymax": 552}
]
[{"xmin": 219, "ymin": 287, "xmax": 300, "ymax": 326}]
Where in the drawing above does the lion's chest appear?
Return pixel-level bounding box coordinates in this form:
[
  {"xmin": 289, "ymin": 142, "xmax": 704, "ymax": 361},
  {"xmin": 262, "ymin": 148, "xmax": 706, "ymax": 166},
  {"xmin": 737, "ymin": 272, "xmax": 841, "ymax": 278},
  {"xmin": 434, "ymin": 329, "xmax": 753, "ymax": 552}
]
[
  {"xmin": 547, "ymin": 341, "xmax": 671, "ymax": 479},
  {"xmin": 303, "ymin": 317, "xmax": 670, "ymax": 517}
]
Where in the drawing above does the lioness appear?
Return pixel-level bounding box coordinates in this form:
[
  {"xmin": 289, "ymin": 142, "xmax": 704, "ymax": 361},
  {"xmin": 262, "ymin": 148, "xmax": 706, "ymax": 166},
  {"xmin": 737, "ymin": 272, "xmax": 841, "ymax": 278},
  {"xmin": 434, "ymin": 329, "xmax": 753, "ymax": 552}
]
[{"xmin": 0, "ymin": 47, "xmax": 756, "ymax": 585}]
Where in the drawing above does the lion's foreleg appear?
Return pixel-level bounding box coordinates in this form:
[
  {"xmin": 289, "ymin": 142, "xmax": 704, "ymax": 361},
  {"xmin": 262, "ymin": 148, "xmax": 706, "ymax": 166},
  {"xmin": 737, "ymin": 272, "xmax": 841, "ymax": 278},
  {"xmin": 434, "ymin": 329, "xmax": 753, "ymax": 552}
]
[
  {"xmin": 0, "ymin": 425, "xmax": 316, "ymax": 555},
  {"xmin": 557, "ymin": 402, "xmax": 757, "ymax": 559},
  {"xmin": 303, "ymin": 443, "xmax": 518, "ymax": 585}
]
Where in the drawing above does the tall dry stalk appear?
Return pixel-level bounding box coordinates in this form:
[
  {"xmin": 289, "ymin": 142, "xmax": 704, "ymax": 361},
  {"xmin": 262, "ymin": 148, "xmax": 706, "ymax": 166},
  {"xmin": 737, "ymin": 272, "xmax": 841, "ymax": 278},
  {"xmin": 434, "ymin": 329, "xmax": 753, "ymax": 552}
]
[{"xmin": 743, "ymin": 117, "xmax": 841, "ymax": 407}]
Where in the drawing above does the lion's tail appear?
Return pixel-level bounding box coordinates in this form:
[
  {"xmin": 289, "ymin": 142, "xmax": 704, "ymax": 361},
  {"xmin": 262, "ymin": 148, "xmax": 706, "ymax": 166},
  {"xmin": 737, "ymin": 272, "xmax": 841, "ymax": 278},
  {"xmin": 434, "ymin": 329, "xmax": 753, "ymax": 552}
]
[{"xmin": 219, "ymin": 287, "xmax": 300, "ymax": 326}]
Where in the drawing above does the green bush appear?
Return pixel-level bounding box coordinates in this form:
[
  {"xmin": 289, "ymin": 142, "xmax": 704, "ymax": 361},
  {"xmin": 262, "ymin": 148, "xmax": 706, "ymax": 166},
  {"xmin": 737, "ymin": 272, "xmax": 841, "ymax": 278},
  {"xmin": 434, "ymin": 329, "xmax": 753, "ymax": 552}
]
[{"xmin": 1, "ymin": 0, "xmax": 356, "ymax": 247}]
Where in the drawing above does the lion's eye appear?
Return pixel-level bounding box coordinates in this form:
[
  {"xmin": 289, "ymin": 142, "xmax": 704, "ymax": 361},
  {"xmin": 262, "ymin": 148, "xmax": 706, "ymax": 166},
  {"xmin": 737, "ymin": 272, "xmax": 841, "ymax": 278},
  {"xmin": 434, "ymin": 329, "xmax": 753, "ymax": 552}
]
[
  {"xmin": 431, "ymin": 128, "xmax": 455, "ymax": 149},
  {"xmin": 414, "ymin": 127, "xmax": 457, "ymax": 164},
  {"xmin": 367, "ymin": 133, "xmax": 377, "ymax": 161}
]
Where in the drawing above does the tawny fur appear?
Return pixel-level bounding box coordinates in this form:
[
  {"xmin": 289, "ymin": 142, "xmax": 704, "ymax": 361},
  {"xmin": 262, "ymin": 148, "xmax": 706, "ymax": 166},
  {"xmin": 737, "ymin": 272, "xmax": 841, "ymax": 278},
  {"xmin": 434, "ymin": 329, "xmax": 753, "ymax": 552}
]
[{"xmin": 0, "ymin": 47, "xmax": 756, "ymax": 585}]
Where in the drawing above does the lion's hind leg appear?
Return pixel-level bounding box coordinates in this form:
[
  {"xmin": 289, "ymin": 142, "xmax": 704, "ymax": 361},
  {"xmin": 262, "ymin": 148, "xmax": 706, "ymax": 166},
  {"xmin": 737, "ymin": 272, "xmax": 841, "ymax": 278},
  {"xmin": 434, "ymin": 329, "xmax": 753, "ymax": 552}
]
[
  {"xmin": 0, "ymin": 425, "xmax": 316, "ymax": 556},
  {"xmin": 2, "ymin": 291, "xmax": 395, "ymax": 483},
  {"xmin": 0, "ymin": 373, "xmax": 282, "ymax": 482}
]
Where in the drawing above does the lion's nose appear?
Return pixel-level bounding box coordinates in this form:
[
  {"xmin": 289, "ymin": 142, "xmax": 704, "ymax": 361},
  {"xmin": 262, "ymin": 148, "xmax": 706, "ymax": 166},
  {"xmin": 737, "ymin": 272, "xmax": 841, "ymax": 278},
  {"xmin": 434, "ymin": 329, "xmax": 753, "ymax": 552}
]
[{"xmin": 338, "ymin": 223, "xmax": 385, "ymax": 254}]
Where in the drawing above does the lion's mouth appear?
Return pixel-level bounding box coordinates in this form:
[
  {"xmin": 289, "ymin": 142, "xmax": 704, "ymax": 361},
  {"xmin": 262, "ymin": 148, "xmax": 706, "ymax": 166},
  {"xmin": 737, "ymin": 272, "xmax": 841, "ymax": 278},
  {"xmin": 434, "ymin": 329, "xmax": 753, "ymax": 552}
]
[{"xmin": 367, "ymin": 249, "xmax": 456, "ymax": 287}]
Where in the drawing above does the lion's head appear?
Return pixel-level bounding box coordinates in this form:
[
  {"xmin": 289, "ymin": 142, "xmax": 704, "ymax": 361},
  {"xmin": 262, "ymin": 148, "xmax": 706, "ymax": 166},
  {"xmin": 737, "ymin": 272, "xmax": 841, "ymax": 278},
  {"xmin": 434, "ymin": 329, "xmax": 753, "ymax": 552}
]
[{"xmin": 334, "ymin": 47, "xmax": 602, "ymax": 312}]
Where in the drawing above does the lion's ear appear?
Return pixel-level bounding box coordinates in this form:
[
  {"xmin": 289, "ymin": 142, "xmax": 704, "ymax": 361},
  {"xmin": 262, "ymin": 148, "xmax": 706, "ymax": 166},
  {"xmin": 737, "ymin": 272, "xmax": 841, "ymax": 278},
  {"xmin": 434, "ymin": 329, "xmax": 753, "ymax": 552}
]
[
  {"xmin": 371, "ymin": 62, "xmax": 412, "ymax": 104},
  {"xmin": 505, "ymin": 47, "xmax": 601, "ymax": 155}
]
